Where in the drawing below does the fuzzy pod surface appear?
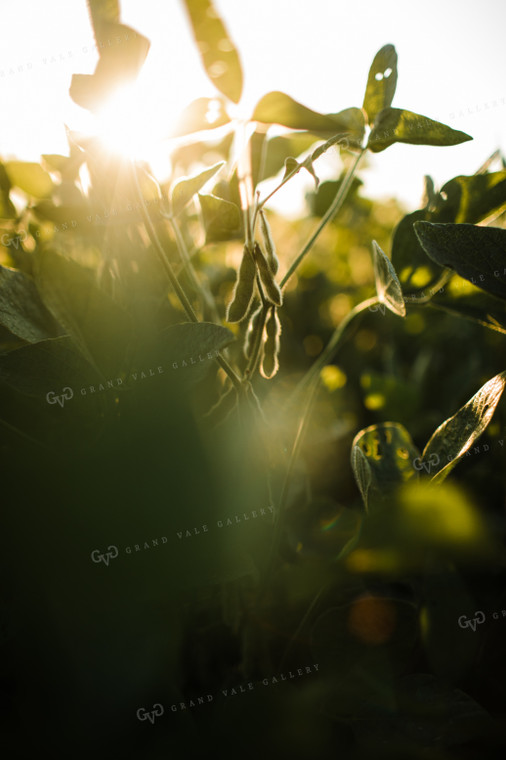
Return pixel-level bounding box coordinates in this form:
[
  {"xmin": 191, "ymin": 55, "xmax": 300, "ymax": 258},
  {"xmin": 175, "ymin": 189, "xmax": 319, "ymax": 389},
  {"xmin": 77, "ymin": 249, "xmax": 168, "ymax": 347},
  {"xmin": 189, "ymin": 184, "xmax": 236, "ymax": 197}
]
[{"xmin": 226, "ymin": 244, "xmax": 257, "ymax": 323}]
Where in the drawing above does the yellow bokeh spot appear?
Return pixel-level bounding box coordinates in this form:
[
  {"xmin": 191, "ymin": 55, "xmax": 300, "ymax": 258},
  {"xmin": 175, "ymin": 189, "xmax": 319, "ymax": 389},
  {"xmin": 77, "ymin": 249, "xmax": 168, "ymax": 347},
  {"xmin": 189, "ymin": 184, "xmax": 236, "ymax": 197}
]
[
  {"xmin": 364, "ymin": 393, "xmax": 385, "ymax": 410},
  {"xmin": 320, "ymin": 365, "xmax": 347, "ymax": 392},
  {"xmin": 405, "ymin": 312, "xmax": 425, "ymax": 334}
]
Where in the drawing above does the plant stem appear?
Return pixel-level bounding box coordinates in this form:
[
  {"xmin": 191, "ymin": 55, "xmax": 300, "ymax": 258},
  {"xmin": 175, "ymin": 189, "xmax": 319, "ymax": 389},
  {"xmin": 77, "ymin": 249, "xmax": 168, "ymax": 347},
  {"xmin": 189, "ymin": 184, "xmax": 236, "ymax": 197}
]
[
  {"xmin": 280, "ymin": 148, "xmax": 366, "ymax": 289},
  {"xmin": 256, "ymin": 295, "xmax": 379, "ymax": 602},
  {"xmin": 131, "ymin": 162, "xmax": 243, "ymax": 392}
]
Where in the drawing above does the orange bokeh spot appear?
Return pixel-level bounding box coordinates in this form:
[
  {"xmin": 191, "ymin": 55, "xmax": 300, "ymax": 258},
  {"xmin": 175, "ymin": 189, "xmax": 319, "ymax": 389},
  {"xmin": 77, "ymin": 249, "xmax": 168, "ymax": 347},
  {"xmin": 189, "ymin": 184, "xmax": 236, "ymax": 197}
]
[{"xmin": 347, "ymin": 595, "xmax": 396, "ymax": 645}]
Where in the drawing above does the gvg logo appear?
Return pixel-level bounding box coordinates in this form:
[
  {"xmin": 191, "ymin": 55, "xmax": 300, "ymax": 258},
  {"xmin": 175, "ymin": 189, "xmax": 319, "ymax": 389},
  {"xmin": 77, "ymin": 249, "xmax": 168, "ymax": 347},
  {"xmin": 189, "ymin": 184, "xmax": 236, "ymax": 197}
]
[
  {"xmin": 136, "ymin": 704, "xmax": 164, "ymax": 724},
  {"xmin": 1, "ymin": 231, "xmax": 27, "ymax": 248},
  {"xmin": 91, "ymin": 546, "xmax": 119, "ymax": 566},
  {"xmin": 458, "ymin": 611, "xmax": 486, "ymax": 632},
  {"xmin": 46, "ymin": 387, "xmax": 74, "ymax": 407},
  {"xmin": 413, "ymin": 453, "xmax": 440, "ymax": 474},
  {"xmin": 368, "ymin": 302, "xmax": 388, "ymax": 315}
]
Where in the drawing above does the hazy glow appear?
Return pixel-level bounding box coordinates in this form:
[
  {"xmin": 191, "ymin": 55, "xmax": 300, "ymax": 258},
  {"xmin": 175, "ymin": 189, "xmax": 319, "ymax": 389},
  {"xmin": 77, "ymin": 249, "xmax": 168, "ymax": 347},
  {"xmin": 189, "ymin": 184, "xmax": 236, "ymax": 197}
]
[{"xmin": 0, "ymin": 0, "xmax": 504, "ymax": 212}]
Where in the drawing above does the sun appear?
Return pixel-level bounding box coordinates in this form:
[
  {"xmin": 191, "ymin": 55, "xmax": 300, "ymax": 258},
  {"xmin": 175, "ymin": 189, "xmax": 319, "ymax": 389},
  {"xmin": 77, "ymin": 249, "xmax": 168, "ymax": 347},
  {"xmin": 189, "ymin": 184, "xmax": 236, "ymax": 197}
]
[{"xmin": 94, "ymin": 79, "xmax": 174, "ymax": 173}]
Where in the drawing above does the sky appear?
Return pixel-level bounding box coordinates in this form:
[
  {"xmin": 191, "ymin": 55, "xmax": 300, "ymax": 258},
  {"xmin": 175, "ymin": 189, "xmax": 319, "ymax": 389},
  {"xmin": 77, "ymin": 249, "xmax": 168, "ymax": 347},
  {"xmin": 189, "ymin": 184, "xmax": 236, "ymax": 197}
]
[{"xmin": 0, "ymin": 0, "xmax": 504, "ymax": 214}]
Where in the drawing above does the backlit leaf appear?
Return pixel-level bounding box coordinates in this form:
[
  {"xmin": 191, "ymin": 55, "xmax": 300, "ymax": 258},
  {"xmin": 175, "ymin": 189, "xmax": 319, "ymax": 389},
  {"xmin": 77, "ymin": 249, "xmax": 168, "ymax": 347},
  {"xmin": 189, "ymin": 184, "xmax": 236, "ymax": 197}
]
[
  {"xmin": 171, "ymin": 161, "xmax": 225, "ymax": 215},
  {"xmin": 198, "ymin": 193, "xmax": 242, "ymax": 243},
  {"xmin": 5, "ymin": 161, "xmax": 53, "ymax": 199},
  {"xmin": 181, "ymin": 0, "xmax": 243, "ymax": 104},
  {"xmin": 422, "ymin": 371, "xmax": 506, "ymax": 481},
  {"xmin": 368, "ymin": 108, "xmax": 472, "ymax": 153},
  {"xmin": 372, "ymin": 240, "xmax": 406, "ymax": 316},
  {"xmin": 362, "ymin": 44, "xmax": 398, "ymax": 125}
]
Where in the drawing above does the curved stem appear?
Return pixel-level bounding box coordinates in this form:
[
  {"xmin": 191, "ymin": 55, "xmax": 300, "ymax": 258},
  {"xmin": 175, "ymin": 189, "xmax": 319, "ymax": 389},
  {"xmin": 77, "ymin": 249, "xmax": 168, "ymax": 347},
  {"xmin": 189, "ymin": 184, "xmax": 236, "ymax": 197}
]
[
  {"xmin": 131, "ymin": 162, "xmax": 243, "ymax": 392},
  {"xmin": 280, "ymin": 148, "xmax": 366, "ymax": 290}
]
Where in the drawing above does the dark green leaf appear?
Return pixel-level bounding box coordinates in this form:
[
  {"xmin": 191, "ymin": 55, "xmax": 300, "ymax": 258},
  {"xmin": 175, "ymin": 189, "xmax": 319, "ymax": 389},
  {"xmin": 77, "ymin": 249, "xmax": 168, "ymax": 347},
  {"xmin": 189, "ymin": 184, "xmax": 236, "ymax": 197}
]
[
  {"xmin": 0, "ymin": 265, "xmax": 62, "ymax": 344},
  {"xmin": 368, "ymin": 108, "xmax": 472, "ymax": 153},
  {"xmin": 351, "ymin": 422, "xmax": 420, "ymax": 510},
  {"xmin": 421, "ymin": 370, "xmax": 506, "ymax": 482},
  {"xmin": 355, "ymin": 674, "xmax": 493, "ymax": 749},
  {"xmin": 181, "ymin": 0, "xmax": 243, "ymax": 103},
  {"xmin": 372, "ymin": 241, "xmax": 406, "ymax": 316},
  {"xmin": 252, "ymin": 92, "xmax": 365, "ymax": 141},
  {"xmin": 430, "ymin": 282, "xmax": 506, "ymax": 335},
  {"xmin": 414, "ymin": 222, "xmax": 506, "ymax": 300},
  {"xmin": 171, "ymin": 161, "xmax": 225, "ymax": 215},
  {"xmin": 0, "ymin": 336, "xmax": 94, "ymax": 398},
  {"xmin": 34, "ymin": 249, "xmax": 132, "ymax": 377},
  {"xmin": 198, "ymin": 193, "xmax": 242, "ymax": 243},
  {"xmin": 362, "ymin": 44, "xmax": 398, "ymax": 125},
  {"xmin": 391, "ymin": 208, "xmax": 444, "ymax": 289},
  {"xmin": 155, "ymin": 321, "xmax": 235, "ymax": 387},
  {"xmin": 438, "ymin": 171, "xmax": 506, "ymax": 224}
]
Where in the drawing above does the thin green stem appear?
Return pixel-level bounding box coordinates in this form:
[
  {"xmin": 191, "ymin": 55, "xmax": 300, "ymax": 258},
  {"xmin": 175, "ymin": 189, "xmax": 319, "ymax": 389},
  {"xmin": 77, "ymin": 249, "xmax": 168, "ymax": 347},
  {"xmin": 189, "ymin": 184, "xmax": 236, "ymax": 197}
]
[
  {"xmin": 280, "ymin": 148, "xmax": 366, "ymax": 290},
  {"xmin": 131, "ymin": 162, "xmax": 243, "ymax": 392}
]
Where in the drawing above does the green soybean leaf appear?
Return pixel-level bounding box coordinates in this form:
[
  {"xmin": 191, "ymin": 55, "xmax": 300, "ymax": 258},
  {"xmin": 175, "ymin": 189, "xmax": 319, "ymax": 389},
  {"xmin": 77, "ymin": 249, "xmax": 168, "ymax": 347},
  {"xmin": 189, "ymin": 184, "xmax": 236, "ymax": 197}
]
[
  {"xmin": 0, "ymin": 163, "xmax": 15, "ymax": 219},
  {"xmin": 439, "ymin": 171, "xmax": 506, "ymax": 224},
  {"xmin": 430, "ymin": 283, "xmax": 506, "ymax": 335},
  {"xmin": 282, "ymin": 157, "xmax": 319, "ymax": 189},
  {"xmin": 198, "ymin": 193, "xmax": 242, "ymax": 243},
  {"xmin": 414, "ymin": 222, "xmax": 506, "ymax": 300},
  {"xmin": 34, "ymin": 249, "xmax": 132, "ymax": 377},
  {"xmin": 372, "ymin": 240, "xmax": 406, "ymax": 316},
  {"xmin": 155, "ymin": 322, "xmax": 235, "ymax": 387},
  {"xmin": 253, "ymin": 133, "xmax": 317, "ymax": 184},
  {"xmin": 351, "ymin": 422, "xmax": 420, "ymax": 510},
  {"xmin": 421, "ymin": 371, "xmax": 506, "ymax": 482},
  {"xmin": 0, "ymin": 265, "xmax": 62, "ymax": 344},
  {"xmin": 5, "ymin": 161, "xmax": 53, "ymax": 199},
  {"xmin": 181, "ymin": 0, "xmax": 243, "ymax": 104},
  {"xmin": 362, "ymin": 44, "xmax": 398, "ymax": 125},
  {"xmin": 391, "ymin": 209, "xmax": 444, "ymax": 289},
  {"xmin": 355, "ymin": 674, "xmax": 493, "ymax": 750},
  {"xmin": 0, "ymin": 336, "xmax": 94, "ymax": 398},
  {"xmin": 368, "ymin": 108, "xmax": 472, "ymax": 153},
  {"xmin": 252, "ymin": 92, "xmax": 365, "ymax": 141},
  {"xmin": 171, "ymin": 161, "xmax": 225, "ymax": 215}
]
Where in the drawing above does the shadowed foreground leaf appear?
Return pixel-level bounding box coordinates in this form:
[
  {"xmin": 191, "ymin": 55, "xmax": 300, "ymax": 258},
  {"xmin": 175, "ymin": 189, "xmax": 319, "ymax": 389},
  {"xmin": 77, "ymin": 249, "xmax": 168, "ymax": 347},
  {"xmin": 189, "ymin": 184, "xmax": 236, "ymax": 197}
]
[
  {"xmin": 372, "ymin": 240, "xmax": 406, "ymax": 316},
  {"xmin": 414, "ymin": 222, "xmax": 506, "ymax": 300}
]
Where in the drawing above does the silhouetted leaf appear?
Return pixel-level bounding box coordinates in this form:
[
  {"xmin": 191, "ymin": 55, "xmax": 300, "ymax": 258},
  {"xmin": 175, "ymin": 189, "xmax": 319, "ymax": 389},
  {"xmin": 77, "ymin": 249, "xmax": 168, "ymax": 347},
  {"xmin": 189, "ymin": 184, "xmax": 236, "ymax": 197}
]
[
  {"xmin": 70, "ymin": 8, "xmax": 150, "ymax": 112},
  {"xmin": 155, "ymin": 321, "xmax": 235, "ymax": 387},
  {"xmin": 198, "ymin": 193, "xmax": 242, "ymax": 243},
  {"xmin": 0, "ymin": 336, "xmax": 94, "ymax": 398},
  {"xmin": 414, "ymin": 222, "xmax": 506, "ymax": 300},
  {"xmin": 181, "ymin": 0, "xmax": 243, "ymax": 103},
  {"xmin": 439, "ymin": 171, "xmax": 506, "ymax": 223},
  {"xmin": 355, "ymin": 674, "xmax": 493, "ymax": 749},
  {"xmin": 422, "ymin": 371, "xmax": 506, "ymax": 482},
  {"xmin": 171, "ymin": 161, "xmax": 225, "ymax": 215},
  {"xmin": 362, "ymin": 44, "xmax": 398, "ymax": 125},
  {"xmin": 430, "ymin": 283, "xmax": 506, "ymax": 335},
  {"xmin": 0, "ymin": 265, "xmax": 62, "ymax": 343},
  {"xmin": 5, "ymin": 161, "xmax": 53, "ymax": 199},
  {"xmin": 34, "ymin": 249, "xmax": 132, "ymax": 376},
  {"xmin": 368, "ymin": 108, "xmax": 472, "ymax": 152},
  {"xmin": 372, "ymin": 240, "xmax": 406, "ymax": 316}
]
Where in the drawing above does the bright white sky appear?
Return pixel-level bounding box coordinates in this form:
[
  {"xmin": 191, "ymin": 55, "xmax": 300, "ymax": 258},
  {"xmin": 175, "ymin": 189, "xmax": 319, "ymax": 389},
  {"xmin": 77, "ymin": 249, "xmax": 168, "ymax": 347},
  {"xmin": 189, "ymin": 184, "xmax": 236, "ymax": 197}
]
[{"xmin": 0, "ymin": 0, "xmax": 504, "ymax": 214}]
